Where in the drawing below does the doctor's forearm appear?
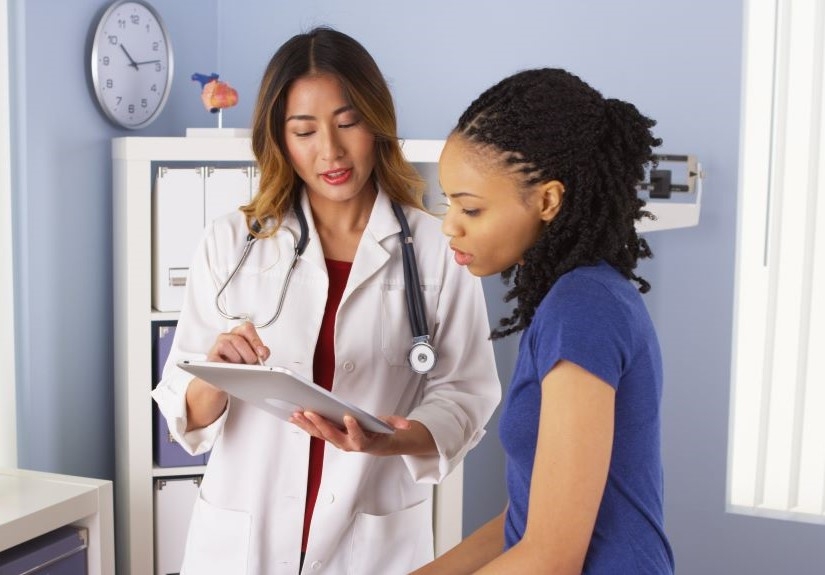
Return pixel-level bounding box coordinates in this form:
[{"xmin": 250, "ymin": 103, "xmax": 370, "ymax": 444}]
[
  {"xmin": 185, "ymin": 378, "xmax": 228, "ymax": 431},
  {"xmin": 376, "ymin": 420, "xmax": 436, "ymax": 456}
]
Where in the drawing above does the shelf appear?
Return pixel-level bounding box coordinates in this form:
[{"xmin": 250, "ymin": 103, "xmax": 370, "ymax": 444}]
[
  {"xmin": 150, "ymin": 310, "xmax": 179, "ymax": 322},
  {"xmin": 152, "ymin": 465, "xmax": 207, "ymax": 478},
  {"xmin": 0, "ymin": 468, "xmax": 114, "ymax": 575}
]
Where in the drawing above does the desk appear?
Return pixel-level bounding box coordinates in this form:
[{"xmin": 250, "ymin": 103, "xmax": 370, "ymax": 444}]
[{"xmin": 0, "ymin": 468, "xmax": 114, "ymax": 575}]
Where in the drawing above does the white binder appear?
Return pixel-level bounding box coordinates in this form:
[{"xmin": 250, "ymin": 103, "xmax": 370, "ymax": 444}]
[
  {"xmin": 204, "ymin": 166, "xmax": 252, "ymax": 226},
  {"xmin": 152, "ymin": 167, "xmax": 204, "ymax": 312},
  {"xmin": 154, "ymin": 476, "xmax": 201, "ymax": 575},
  {"xmin": 152, "ymin": 165, "xmax": 253, "ymax": 312}
]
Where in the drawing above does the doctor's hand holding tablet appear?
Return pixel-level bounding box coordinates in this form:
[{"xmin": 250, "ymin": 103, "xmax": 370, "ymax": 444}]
[
  {"xmin": 180, "ymin": 320, "xmax": 410, "ymax": 448},
  {"xmin": 151, "ymin": 26, "xmax": 500, "ymax": 575}
]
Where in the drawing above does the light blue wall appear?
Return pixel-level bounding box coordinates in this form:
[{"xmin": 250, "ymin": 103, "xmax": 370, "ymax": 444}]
[{"xmin": 10, "ymin": 0, "xmax": 825, "ymax": 572}]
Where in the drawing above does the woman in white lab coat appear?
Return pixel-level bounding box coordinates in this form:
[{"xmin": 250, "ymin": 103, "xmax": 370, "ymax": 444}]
[{"xmin": 151, "ymin": 27, "xmax": 500, "ymax": 575}]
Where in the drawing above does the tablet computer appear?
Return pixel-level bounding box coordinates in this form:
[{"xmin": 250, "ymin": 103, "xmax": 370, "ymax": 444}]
[{"xmin": 177, "ymin": 360, "xmax": 395, "ymax": 434}]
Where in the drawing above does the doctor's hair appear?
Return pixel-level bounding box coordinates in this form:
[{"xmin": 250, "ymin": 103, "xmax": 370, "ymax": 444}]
[
  {"xmin": 452, "ymin": 68, "xmax": 661, "ymax": 339},
  {"xmin": 244, "ymin": 26, "xmax": 425, "ymax": 237}
]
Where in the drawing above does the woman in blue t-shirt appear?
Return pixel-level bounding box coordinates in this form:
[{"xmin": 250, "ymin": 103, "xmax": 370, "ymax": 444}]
[{"xmin": 412, "ymin": 68, "xmax": 675, "ymax": 574}]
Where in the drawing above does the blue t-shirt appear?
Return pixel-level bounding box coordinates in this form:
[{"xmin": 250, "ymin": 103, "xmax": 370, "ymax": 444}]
[{"xmin": 499, "ymin": 262, "xmax": 674, "ymax": 574}]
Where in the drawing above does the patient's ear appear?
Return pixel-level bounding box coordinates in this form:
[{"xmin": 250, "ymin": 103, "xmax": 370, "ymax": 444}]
[{"xmin": 538, "ymin": 180, "xmax": 565, "ymax": 222}]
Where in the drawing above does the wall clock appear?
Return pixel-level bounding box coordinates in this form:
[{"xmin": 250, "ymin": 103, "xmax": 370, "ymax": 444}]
[{"xmin": 90, "ymin": 0, "xmax": 174, "ymax": 129}]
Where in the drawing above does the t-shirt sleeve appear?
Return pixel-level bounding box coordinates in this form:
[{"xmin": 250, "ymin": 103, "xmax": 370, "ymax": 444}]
[{"xmin": 530, "ymin": 275, "xmax": 632, "ymax": 390}]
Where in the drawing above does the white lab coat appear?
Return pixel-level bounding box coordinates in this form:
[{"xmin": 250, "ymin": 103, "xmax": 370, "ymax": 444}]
[{"xmin": 152, "ymin": 189, "xmax": 501, "ymax": 575}]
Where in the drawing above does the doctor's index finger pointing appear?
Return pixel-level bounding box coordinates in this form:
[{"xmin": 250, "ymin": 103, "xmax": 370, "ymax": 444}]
[{"xmin": 231, "ymin": 321, "xmax": 270, "ymax": 363}]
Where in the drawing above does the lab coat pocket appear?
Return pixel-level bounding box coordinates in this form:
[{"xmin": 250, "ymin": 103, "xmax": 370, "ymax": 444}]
[
  {"xmin": 380, "ymin": 284, "xmax": 412, "ymax": 367},
  {"xmin": 181, "ymin": 495, "xmax": 251, "ymax": 575},
  {"xmin": 349, "ymin": 498, "xmax": 434, "ymax": 575}
]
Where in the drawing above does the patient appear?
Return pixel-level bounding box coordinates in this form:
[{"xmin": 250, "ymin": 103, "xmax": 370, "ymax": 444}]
[{"xmin": 411, "ymin": 68, "xmax": 675, "ymax": 574}]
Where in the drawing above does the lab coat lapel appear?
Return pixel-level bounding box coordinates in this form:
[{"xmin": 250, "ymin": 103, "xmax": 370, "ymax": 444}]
[
  {"xmin": 344, "ymin": 190, "xmax": 400, "ymax": 299},
  {"xmin": 294, "ymin": 191, "xmax": 329, "ymax": 274}
]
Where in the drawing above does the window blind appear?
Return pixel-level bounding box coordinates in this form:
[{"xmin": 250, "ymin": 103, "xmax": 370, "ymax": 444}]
[{"xmin": 729, "ymin": 0, "xmax": 825, "ymax": 524}]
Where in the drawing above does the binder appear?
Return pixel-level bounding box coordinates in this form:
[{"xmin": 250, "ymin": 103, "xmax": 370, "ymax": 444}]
[
  {"xmin": 152, "ymin": 167, "xmax": 205, "ymax": 312},
  {"xmin": 204, "ymin": 166, "xmax": 252, "ymax": 225},
  {"xmin": 152, "ymin": 321, "xmax": 209, "ymax": 467},
  {"xmin": 154, "ymin": 476, "xmax": 201, "ymax": 575},
  {"xmin": 152, "ymin": 164, "xmax": 255, "ymax": 312}
]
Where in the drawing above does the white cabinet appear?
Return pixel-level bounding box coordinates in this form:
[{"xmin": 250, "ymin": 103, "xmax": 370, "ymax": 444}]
[
  {"xmin": 0, "ymin": 468, "xmax": 115, "ymax": 575},
  {"xmin": 112, "ymin": 136, "xmax": 461, "ymax": 575}
]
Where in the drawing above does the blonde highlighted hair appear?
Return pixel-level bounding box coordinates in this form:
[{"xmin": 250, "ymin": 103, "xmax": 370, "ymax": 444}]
[{"xmin": 244, "ymin": 26, "xmax": 425, "ymax": 237}]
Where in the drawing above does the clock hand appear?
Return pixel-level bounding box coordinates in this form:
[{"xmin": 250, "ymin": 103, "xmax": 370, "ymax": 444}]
[
  {"xmin": 134, "ymin": 59, "xmax": 161, "ymax": 67},
  {"xmin": 120, "ymin": 44, "xmax": 140, "ymax": 70}
]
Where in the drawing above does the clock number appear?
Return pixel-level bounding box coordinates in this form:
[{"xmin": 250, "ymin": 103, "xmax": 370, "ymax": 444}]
[
  {"xmin": 155, "ymin": 62, "xmax": 162, "ymax": 72},
  {"xmin": 108, "ymin": 35, "xmax": 118, "ymax": 45},
  {"xmin": 150, "ymin": 84, "xmax": 157, "ymax": 92},
  {"xmin": 116, "ymin": 97, "xmax": 122, "ymax": 105},
  {"xmin": 117, "ymin": 18, "xmax": 126, "ymax": 29},
  {"xmin": 131, "ymin": 15, "xmax": 140, "ymax": 25},
  {"xmin": 128, "ymin": 104, "xmax": 135, "ymax": 114},
  {"xmin": 152, "ymin": 41, "xmax": 159, "ymax": 51},
  {"xmin": 141, "ymin": 99, "xmax": 148, "ymax": 108},
  {"xmin": 102, "ymin": 56, "xmax": 110, "ymax": 66},
  {"xmin": 106, "ymin": 79, "xmax": 114, "ymax": 89}
]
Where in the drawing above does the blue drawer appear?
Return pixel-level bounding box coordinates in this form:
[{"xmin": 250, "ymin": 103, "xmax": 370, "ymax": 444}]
[{"xmin": 0, "ymin": 525, "xmax": 87, "ymax": 575}]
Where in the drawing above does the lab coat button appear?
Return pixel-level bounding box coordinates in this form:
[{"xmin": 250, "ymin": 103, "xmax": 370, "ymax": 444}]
[
  {"xmin": 342, "ymin": 360, "xmax": 354, "ymax": 372},
  {"xmin": 326, "ymin": 492, "xmax": 335, "ymax": 504},
  {"xmin": 311, "ymin": 560, "xmax": 322, "ymax": 569}
]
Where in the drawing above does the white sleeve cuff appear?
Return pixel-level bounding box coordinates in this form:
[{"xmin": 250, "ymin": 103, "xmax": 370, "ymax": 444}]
[
  {"xmin": 400, "ymin": 409, "xmax": 487, "ymax": 484},
  {"xmin": 151, "ymin": 372, "xmax": 228, "ymax": 456}
]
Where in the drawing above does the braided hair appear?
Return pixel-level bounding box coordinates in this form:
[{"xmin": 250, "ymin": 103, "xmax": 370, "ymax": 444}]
[{"xmin": 452, "ymin": 68, "xmax": 661, "ymax": 339}]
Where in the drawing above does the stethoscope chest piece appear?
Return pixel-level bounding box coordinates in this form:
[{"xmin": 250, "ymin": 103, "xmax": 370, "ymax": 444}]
[{"xmin": 409, "ymin": 340, "xmax": 437, "ymax": 374}]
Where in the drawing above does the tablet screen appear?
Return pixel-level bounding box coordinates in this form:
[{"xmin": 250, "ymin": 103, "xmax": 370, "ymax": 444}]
[{"xmin": 177, "ymin": 361, "xmax": 395, "ymax": 434}]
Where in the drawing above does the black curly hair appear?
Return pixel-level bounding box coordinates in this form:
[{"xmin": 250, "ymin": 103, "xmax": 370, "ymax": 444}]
[{"xmin": 452, "ymin": 68, "xmax": 662, "ymax": 339}]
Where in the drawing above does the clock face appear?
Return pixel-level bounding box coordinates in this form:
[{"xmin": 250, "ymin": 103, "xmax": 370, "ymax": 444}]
[{"xmin": 91, "ymin": 0, "xmax": 173, "ymax": 129}]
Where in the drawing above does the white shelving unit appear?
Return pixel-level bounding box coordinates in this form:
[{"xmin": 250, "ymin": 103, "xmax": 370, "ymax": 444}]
[
  {"xmin": 112, "ymin": 136, "xmax": 462, "ymax": 575},
  {"xmin": 0, "ymin": 468, "xmax": 115, "ymax": 575}
]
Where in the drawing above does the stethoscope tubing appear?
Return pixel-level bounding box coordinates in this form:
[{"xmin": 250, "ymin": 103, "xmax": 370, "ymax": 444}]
[
  {"xmin": 391, "ymin": 201, "xmax": 428, "ymax": 339},
  {"xmin": 215, "ymin": 193, "xmax": 307, "ymax": 329},
  {"xmin": 214, "ymin": 235, "xmax": 302, "ymax": 330},
  {"xmin": 215, "ymin": 196, "xmax": 434, "ymax": 371}
]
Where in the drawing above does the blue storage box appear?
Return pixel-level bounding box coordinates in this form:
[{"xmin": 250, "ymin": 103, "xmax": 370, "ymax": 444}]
[
  {"xmin": 154, "ymin": 407, "xmax": 209, "ymax": 467},
  {"xmin": 152, "ymin": 321, "xmax": 210, "ymax": 467},
  {"xmin": 0, "ymin": 525, "xmax": 88, "ymax": 575}
]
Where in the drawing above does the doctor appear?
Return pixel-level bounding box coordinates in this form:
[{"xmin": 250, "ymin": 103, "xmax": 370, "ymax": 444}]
[{"xmin": 151, "ymin": 26, "xmax": 500, "ymax": 575}]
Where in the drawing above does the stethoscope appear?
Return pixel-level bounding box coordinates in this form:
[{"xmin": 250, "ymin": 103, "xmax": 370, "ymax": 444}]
[{"xmin": 215, "ymin": 196, "xmax": 438, "ymax": 374}]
